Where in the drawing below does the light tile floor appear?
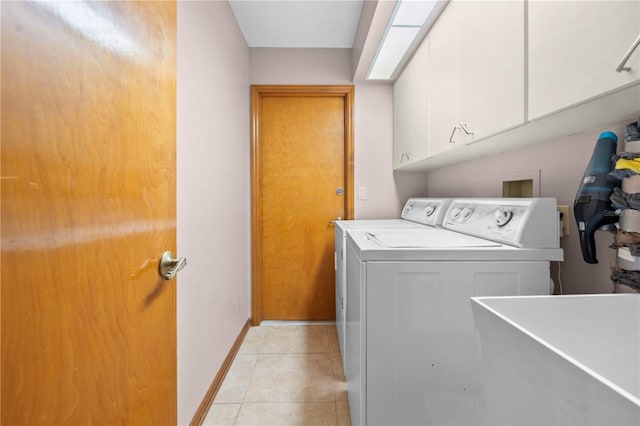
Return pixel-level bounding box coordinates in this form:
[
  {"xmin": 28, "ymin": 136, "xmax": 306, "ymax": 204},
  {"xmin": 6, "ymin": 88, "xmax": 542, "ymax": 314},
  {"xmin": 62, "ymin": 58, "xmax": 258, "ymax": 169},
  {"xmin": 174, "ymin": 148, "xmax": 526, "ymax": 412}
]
[{"xmin": 203, "ymin": 323, "xmax": 351, "ymax": 426}]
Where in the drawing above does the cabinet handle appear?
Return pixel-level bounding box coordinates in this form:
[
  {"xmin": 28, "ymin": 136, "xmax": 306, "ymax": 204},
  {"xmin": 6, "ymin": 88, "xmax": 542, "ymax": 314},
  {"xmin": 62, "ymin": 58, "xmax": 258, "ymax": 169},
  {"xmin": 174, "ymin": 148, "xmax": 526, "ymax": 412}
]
[
  {"xmin": 449, "ymin": 125, "xmax": 460, "ymax": 144},
  {"xmin": 460, "ymin": 122, "xmax": 474, "ymax": 136},
  {"xmin": 400, "ymin": 151, "xmax": 413, "ymax": 163},
  {"xmin": 449, "ymin": 123, "xmax": 474, "ymax": 145},
  {"xmin": 616, "ymin": 33, "xmax": 640, "ymax": 73}
]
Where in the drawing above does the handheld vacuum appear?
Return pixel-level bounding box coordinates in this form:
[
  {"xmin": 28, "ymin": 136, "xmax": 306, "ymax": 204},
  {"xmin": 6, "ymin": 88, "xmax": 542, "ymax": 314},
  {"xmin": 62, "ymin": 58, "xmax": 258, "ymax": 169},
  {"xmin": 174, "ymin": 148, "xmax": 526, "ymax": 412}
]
[{"xmin": 574, "ymin": 131, "xmax": 619, "ymax": 264}]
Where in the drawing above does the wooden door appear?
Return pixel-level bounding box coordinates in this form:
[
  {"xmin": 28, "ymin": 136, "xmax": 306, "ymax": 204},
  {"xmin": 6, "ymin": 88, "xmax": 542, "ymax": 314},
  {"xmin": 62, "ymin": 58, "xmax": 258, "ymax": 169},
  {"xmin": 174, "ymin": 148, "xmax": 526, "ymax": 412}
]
[
  {"xmin": 1, "ymin": 2, "xmax": 177, "ymax": 424},
  {"xmin": 252, "ymin": 86, "xmax": 354, "ymax": 323}
]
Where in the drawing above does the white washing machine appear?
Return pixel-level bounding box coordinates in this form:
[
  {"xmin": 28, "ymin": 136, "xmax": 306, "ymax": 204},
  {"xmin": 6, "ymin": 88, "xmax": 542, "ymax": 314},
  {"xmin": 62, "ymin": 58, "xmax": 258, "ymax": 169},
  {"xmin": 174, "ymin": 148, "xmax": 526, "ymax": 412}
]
[
  {"xmin": 334, "ymin": 198, "xmax": 452, "ymax": 370},
  {"xmin": 344, "ymin": 198, "xmax": 564, "ymax": 426}
]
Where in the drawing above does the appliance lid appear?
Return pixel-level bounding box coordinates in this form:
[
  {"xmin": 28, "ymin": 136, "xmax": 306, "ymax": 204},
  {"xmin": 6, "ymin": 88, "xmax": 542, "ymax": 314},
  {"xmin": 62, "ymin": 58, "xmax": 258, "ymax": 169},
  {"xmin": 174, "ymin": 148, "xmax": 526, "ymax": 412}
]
[
  {"xmin": 365, "ymin": 231, "xmax": 501, "ymax": 248},
  {"xmin": 347, "ymin": 229, "xmax": 564, "ymax": 262},
  {"xmin": 335, "ymin": 219, "xmax": 423, "ymax": 230}
]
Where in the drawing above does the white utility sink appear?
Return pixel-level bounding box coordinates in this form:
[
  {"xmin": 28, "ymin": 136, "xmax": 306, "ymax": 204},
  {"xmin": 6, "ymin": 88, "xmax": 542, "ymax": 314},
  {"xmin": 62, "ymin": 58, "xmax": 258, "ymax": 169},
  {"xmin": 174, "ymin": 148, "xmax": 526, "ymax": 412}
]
[{"xmin": 471, "ymin": 294, "xmax": 640, "ymax": 426}]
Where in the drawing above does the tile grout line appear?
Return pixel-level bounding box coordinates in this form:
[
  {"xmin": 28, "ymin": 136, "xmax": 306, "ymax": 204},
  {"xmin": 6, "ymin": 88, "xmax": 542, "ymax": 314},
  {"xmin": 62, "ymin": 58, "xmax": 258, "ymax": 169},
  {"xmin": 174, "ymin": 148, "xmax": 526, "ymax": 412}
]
[
  {"xmin": 233, "ymin": 329, "xmax": 257, "ymax": 426},
  {"xmin": 232, "ymin": 402, "xmax": 241, "ymax": 426},
  {"xmin": 215, "ymin": 325, "xmax": 346, "ymax": 425}
]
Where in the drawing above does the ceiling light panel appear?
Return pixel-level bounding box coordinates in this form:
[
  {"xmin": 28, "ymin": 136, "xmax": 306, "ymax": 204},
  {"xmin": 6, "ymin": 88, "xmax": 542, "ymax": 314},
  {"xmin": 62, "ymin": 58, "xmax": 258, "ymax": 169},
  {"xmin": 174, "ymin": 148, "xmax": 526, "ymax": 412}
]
[
  {"xmin": 367, "ymin": 0, "xmax": 442, "ymax": 80},
  {"xmin": 392, "ymin": 0, "xmax": 438, "ymax": 26},
  {"xmin": 367, "ymin": 26, "xmax": 420, "ymax": 80}
]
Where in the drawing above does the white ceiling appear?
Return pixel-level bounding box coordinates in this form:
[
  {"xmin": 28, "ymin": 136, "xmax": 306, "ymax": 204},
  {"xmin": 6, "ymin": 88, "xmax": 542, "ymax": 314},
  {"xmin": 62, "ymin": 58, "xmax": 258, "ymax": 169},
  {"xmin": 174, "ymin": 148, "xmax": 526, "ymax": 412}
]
[{"xmin": 228, "ymin": 0, "xmax": 366, "ymax": 48}]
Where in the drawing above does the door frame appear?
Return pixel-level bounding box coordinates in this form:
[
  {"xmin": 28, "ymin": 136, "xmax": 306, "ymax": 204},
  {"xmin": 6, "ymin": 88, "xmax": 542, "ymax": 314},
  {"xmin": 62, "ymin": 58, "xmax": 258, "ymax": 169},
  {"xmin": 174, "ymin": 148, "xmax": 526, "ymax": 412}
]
[{"xmin": 250, "ymin": 85, "xmax": 354, "ymax": 326}]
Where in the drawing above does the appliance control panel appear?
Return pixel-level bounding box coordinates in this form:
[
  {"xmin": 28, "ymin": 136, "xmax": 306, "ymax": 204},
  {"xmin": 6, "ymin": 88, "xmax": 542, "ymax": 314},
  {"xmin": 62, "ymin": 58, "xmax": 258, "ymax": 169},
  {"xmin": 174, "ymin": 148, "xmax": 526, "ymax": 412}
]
[
  {"xmin": 443, "ymin": 198, "xmax": 560, "ymax": 248},
  {"xmin": 401, "ymin": 198, "xmax": 453, "ymax": 227}
]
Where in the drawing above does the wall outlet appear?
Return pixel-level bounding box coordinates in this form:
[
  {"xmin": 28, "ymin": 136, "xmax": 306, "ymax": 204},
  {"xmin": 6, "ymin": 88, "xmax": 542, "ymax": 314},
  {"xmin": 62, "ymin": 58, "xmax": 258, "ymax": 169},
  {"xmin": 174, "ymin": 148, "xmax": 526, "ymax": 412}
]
[{"xmin": 557, "ymin": 205, "xmax": 570, "ymax": 236}]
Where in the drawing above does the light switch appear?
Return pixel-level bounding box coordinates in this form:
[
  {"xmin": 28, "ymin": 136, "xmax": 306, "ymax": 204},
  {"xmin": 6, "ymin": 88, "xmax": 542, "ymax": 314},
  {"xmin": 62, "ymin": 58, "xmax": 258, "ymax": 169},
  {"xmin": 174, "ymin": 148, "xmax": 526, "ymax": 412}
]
[{"xmin": 358, "ymin": 186, "xmax": 367, "ymax": 200}]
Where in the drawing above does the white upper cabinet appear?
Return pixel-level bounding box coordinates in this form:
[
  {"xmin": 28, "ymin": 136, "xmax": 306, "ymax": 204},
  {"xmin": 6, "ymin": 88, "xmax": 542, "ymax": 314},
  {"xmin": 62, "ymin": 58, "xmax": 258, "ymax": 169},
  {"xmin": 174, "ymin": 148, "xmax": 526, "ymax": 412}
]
[
  {"xmin": 395, "ymin": 0, "xmax": 526, "ymax": 167},
  {"xmin": 528, "ymin": 0, "xmax": 640, "ymax": 120},
  {"xmin": 428, "ymin": 0, "xmax": 464, "ymax": 157},
  {"xmin": 393, "ymin": 0, "xmax": 640, "ymax": 172},
  {"xmin": 460, "ymin": 0, "xmax": 525, "ymax": 141},
  {"xmin": 393, "ymin": 38, "xmax": 430, "ymax": 169},
  {"xmin": 429, "ymin": 0, "xmax": 525, "ymax": 153}
]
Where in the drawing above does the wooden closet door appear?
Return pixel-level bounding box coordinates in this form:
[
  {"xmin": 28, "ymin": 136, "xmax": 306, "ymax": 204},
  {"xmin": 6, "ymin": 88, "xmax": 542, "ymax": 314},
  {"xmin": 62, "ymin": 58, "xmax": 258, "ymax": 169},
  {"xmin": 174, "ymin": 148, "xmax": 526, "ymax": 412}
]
[
  {"xmin": 252, "ymin": 86, "xmax": 354, "ymax": 322},
  {"xmin": 1, "ymin": 2, "xmax": 177, "ymax": 423}
]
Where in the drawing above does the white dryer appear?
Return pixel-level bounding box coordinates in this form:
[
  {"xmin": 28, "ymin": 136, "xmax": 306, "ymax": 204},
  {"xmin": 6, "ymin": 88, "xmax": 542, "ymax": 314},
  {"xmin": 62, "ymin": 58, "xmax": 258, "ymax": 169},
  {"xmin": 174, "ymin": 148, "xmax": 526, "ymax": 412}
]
[
  {"xmin": 334, "ymin": 198, "xmax": 452, "ymax": 370},
  {"xmin": 344, "ymin": 198, "xmax": 564, "ymax": 426}
]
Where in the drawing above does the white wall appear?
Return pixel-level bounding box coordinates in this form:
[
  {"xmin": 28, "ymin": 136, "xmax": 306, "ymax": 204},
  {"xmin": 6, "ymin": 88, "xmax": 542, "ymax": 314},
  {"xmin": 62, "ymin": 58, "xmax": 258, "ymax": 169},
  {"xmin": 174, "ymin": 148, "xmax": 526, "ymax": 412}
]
[
  {"xmin": 174, "ymin": 25, "xmax": 428, "ymax": 424},
  {"xmin": 177, "ymin": 2, "xmax": 251, "ymax": 424},
  {"xmin": 250, "ymin": 48, "xmax": 429, "ymax": 219},
  {"xmin": 353, "ymin": 83, "xmax": 429, "ymax": 218},
  {"xmin": 250, "ymin": 48, "xmax": 353, "ymax": 84},
  {"xmin": 426, "ymin": 121, "xmax": 637, "ymax": 295}
]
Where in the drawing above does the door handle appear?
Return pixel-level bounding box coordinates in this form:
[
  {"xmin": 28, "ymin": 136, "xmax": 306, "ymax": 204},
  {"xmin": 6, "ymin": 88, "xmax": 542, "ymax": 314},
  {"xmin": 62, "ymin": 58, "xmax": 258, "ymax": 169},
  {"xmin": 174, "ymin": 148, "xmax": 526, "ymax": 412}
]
[
  {"xmin": 158, "ymin": 251, "xmax": 187, "ymax": 280},
  {"xmin": 328, "ymin": 217, "xmax": 343, "ymax": 225}
]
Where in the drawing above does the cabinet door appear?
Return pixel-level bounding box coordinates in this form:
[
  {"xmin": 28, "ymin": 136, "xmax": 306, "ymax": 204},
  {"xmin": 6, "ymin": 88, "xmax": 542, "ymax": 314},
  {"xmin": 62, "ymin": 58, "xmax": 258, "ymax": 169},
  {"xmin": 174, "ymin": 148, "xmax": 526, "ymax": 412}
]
[
  {"xmin": 393, "ymin": 38, "xmax": 430, "ymax": 168},
  {"xmin": 430, "ymin": 0, "xmax": 525, "ymax": 152},
  {"xmin": 529, "ymin": 0, "xmax": 640, "ymax": 120},
  {"xmin": 428, "ymin": 0, "xmax": 464, "ymax": 157},
  {"xmin": 334, "ymin": 230, "xmax": 346, "ymax": 369},
  {"xmin": 461, "ymin": 0, "xmax": 525, "ymax": 141}
]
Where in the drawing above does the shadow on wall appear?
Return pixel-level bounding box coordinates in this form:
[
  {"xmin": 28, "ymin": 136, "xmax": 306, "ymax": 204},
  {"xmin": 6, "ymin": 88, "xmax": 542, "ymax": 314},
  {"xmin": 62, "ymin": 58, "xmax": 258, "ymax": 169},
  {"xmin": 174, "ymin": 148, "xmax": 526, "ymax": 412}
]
[{"xmin": 393, "ymin": 171, "xmax": 430, "ymax": 204}]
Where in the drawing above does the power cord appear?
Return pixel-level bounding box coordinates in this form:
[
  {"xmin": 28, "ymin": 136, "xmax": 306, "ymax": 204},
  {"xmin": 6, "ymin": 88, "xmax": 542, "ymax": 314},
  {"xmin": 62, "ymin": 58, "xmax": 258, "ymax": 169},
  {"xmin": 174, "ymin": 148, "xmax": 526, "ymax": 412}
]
[{"xmin": 556, "ymin": 261, "xmax": 563, "ymax": 295}]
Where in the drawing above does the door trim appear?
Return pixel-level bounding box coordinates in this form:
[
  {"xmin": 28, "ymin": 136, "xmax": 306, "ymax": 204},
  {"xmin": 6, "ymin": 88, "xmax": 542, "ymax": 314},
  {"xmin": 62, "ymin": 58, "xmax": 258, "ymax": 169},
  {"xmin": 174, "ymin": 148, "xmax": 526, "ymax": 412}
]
[{"xmin": 250, "ymin": 85, "xmax": 354, "ymax": 326}]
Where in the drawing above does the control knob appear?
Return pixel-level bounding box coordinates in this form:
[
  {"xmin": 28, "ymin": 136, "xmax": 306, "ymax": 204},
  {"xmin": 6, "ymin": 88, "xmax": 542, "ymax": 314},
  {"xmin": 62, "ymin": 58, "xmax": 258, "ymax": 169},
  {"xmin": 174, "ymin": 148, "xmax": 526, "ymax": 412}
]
[
  {"xmin": 404, "ymin": 202, "xmax": 414, "ymax": 215},
  {"xmin": 461, "ymin": 207, "xmax": 474, "ymax": 220},
  {"xmin": 495, "ymin": 209, "xmax": 513, "ymax": 226},
  {"xmin": 424, "ymin": 204, "xmax": 436, "ymax": 217}
]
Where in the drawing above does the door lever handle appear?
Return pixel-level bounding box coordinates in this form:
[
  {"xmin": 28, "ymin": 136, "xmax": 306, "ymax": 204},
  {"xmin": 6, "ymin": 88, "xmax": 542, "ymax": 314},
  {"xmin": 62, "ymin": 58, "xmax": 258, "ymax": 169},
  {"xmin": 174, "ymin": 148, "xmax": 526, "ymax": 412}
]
[
  {"xmin": 158, "ymin": 251, "xmax": 187, "ymax": 280},
  {"xmin": 328, "ymin": 217, "xmax": 343, "ymax": 225}
]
